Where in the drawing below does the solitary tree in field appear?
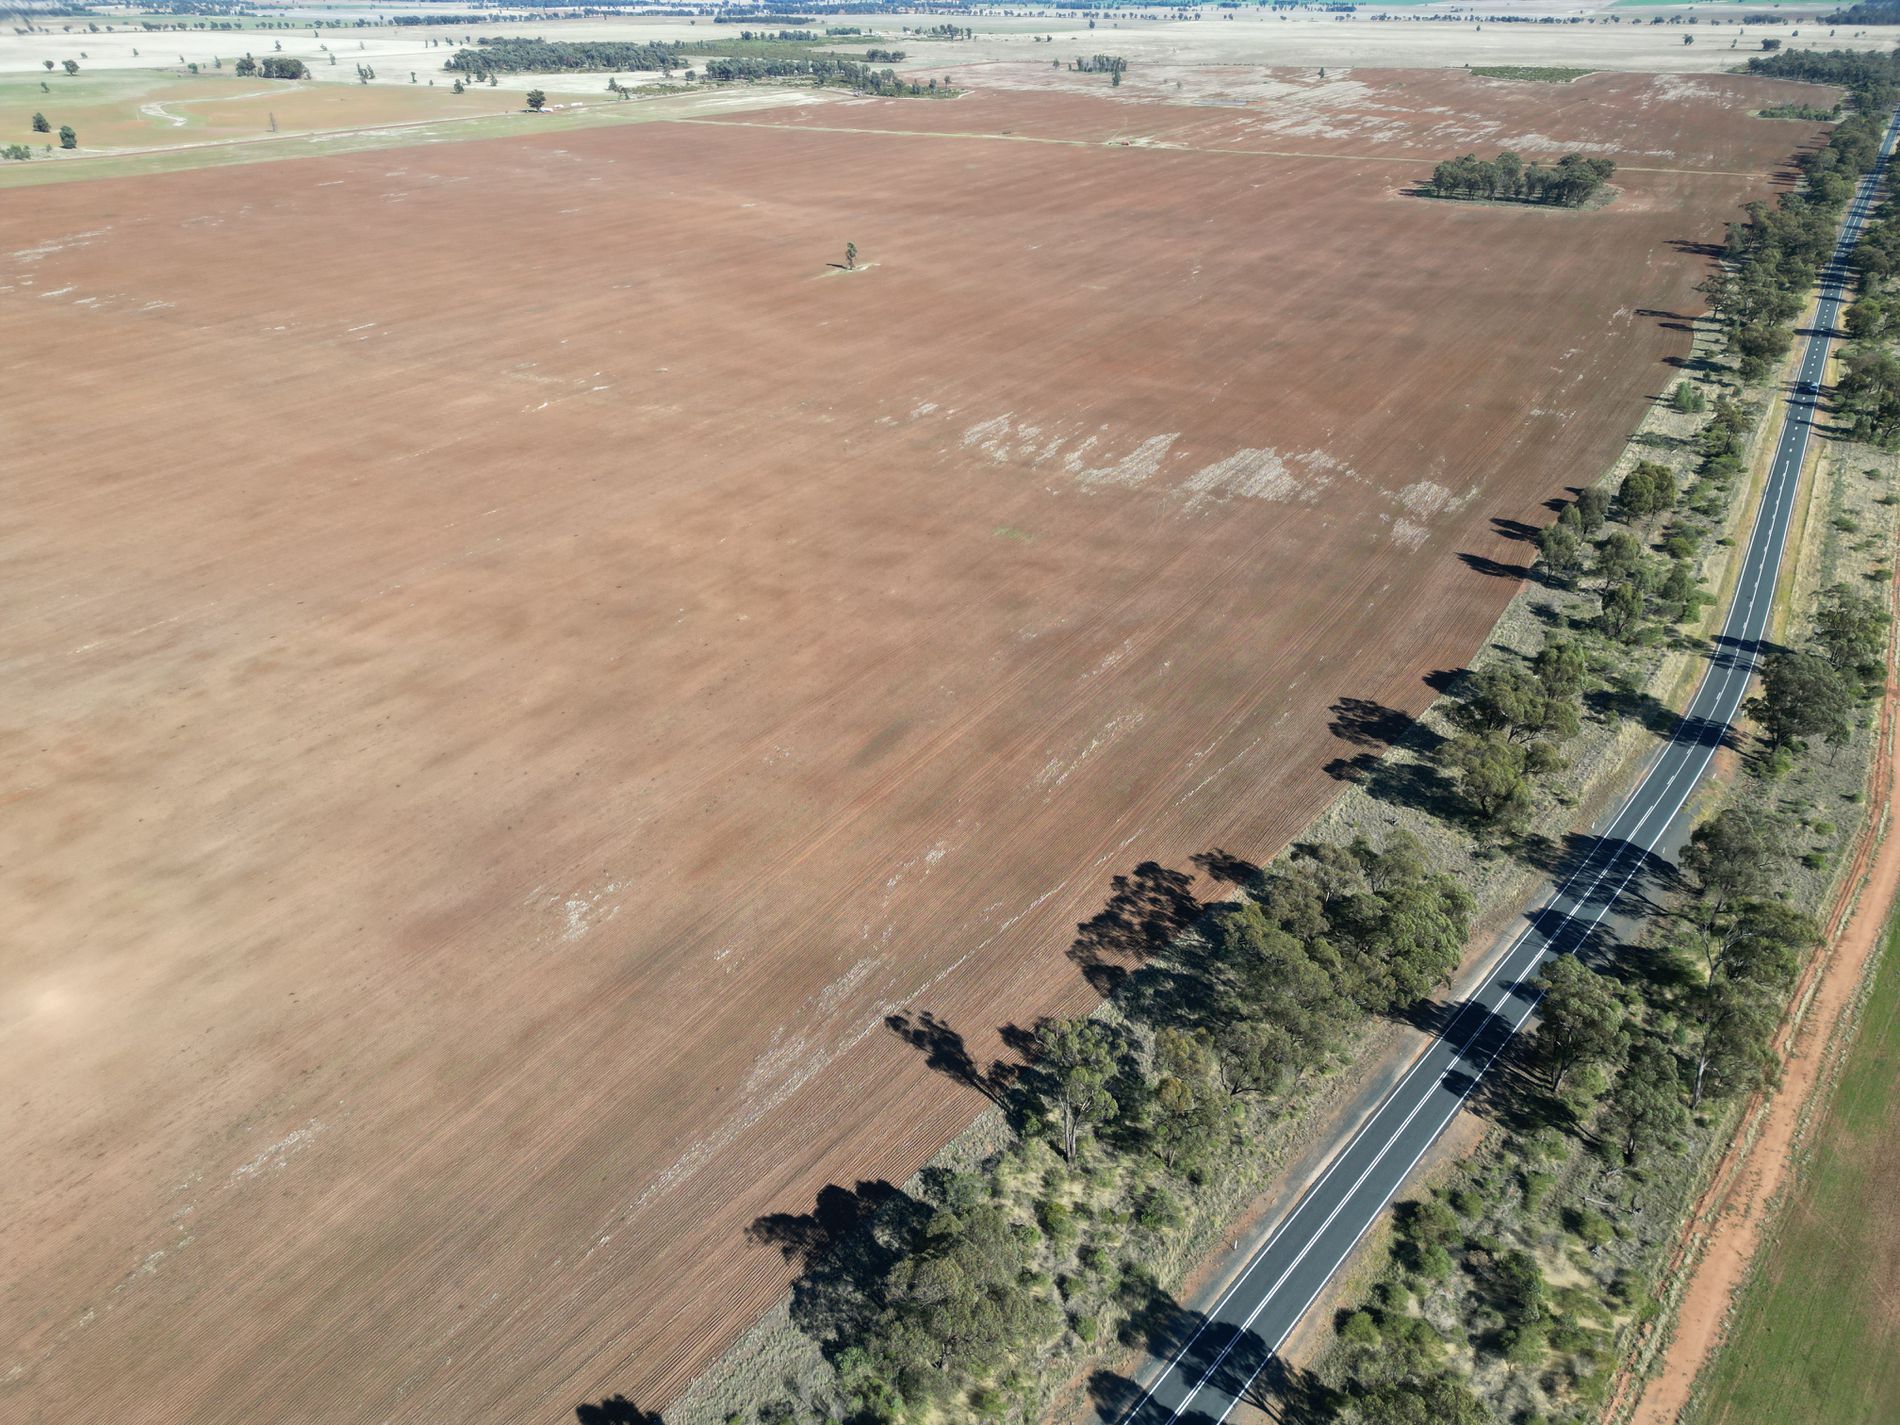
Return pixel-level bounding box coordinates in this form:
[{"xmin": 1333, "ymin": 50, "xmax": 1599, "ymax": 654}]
[
  {"xmin": 58, "ymin": 124, "xmax": 75, "ymax": 149},
  {"xmin": 62, "ymin": 58, "xmax": 78, "ymax": 76},
  {"xmin": 31, "ymin": 111, "xmax": 49, "ymax": 133},
  {"xmin": 844, "ymin": 240, "xmax": 857, "ymax": 270},
  {"xmin": 43, "ymin": 59, "xmax": 53, "ymax": 71},
  {"xmin": 526, "ymin": 88, "xmax": 546, "ymax": 110}
]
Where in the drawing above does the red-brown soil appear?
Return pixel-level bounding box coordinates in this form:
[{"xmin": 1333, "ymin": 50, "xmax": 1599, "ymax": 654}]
[{"xmin": 0, "ymin": 74, "xmax": 1828, "ymax": 1423}]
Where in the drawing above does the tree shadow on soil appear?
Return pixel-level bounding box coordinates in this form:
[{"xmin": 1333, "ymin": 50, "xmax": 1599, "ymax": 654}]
[
  {"xmin": 1067, "ymin": 861, "xmax": 1203, "ymax": 997},
  {"xmin": 1328, "ymin": 695, "xmax": 1419, "ymax": 751},
  {"xmin": 1584, "ymin": 680, "xmax": 1682, "ymax": 740},
  {"xmin": 1664, "ymin": 350, "xmax": 1724, "ymax": 377},
  {"xmin": 1636, "ymin": 305, "xmax": 1701, "ymax": 335},
  {"xmin": 746, "ymin": 1179, "xmax": 928, "ymax": 1370},
  {"xmin": 1667, "ymin": 236, "xmax": 1726, "ymax": 261},
  {"xmin": 884, "ymin": 1010, "xmax": 1018, "ymax": 1105},
  {"xmin": 1320, "ymin": 691, "xmax": 1463, "ymax": 828},
  {"xmin": 748, "ymin": 1179, "xmax": 910, "ymax": 1271},
  {"xmin": 1491, "ymin": 515, "xmax": 1543, "ymax": 544},
  {"xmin": 1448, "ymin": 1023, "xmax": 1576, "ymax": 1140},
  {"xmin": 1459, "ymin": 551, "xmax": 1534, "ymax": 582},
  {"xmin": 1192, "ymin": 846, "xmax": 1263, "ymax": 891},
  {"xmin": 575, "ymin": 1397, "xmax": 664, "ymax": 1424}
]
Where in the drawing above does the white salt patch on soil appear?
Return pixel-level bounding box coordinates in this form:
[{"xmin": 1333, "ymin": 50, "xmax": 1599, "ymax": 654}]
[
  {"xmin": 1071, "ymin": 432, "xmax": 1179, "ymax": 490},
  {"xmin": 1395, "ymin": 479, "xmax": 1459, "ymax": 519},
  {"xmin": 1388, "ymin": 517, "xmax": 1431, "ymax": 550},
  {"xmin": 230, "ymin": 1120, "xmax": 323, "ymax": 1182},
  {"xmin": 1181, "ymin": 447, "xmax": 1307, "ymax": 509},
  {"xmin": 1035, "ymin": 709, "xmax": 1147, "ymax": 790},
  {"xmin": 961, "ymin": 412, "xmax": 1015, "ymax": 460}
]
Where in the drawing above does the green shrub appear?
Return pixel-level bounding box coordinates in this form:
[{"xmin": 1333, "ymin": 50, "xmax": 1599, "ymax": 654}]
[
  {"xmin": 1133, "ymin": 1185, "xmax": 1182, "ymax": 1231},
  {"xmin": 1502, "ymin": 1320, "xmax": 1548, "ymax": 1365},
  {"xmin": 1038, "ymin": 1197, "xmax": 1078, "ymax": 1254},
  {"xmin": 1566, "ymin": 1207, "xmax": 1614, "ymax": 1247},
  {"xmin": 1522, "ymin": 1170, "xmax": 1556, "ymax": 1212},
  {"xmin": 1372, "ymin": 1280, "xmax": 1411, "ymax": 1314},
  {"xmin": 1417, "ymin": 1243, "xmax": 1455, "ymax": 1280},
  {"xmin": 1339, "ymin": 1310, "xmax": 1381, "ymax": 1347}
]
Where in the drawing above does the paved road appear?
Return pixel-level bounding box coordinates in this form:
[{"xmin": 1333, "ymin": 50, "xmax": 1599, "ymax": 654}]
[{"xmin": 1113, "ymin": 109, "xmax": 1900, "ymax": 1425}]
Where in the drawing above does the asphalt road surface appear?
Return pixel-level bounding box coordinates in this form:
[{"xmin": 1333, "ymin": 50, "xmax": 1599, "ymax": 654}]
[{"xmin": 1111, "ymin": 108, "xmax": 1900, "ymax": 1425}]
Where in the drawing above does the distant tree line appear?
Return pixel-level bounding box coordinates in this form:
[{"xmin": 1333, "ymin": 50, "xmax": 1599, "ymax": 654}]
[
  {"xmin": 1427, "ymin": 150, "xmax": 1615, "ymax": 207},
  {"xmin": 1838, "ymin": 195, "xmax": 1900, "ymax": 444},
  {"xmin": 440, "ymin": 36, "xmax": 937, "ymax": 94},
  {"xmin": 1758, "ymin": 101, "xmax": 1841, "ymax": 121},
  {"xmin": 1744, "ymin": 44, "xmax": 1900, "ymax": 98},
  {"xmin": 233, "ymin": 53, "xmax": 307, "ymax": 79},
  {"xmin": 697, "ymin": 54, "xmax": 943, "ymax": 97},
  {"xmin": 1702, "ymin": 52, "xmax": 1897, "ymax": 391},
  {"xmin": 444, "ymin": 37, "xmax": 684, "ymax": 78},
  {"xmin": 1840, "ymin": 132, "xmax": 1900, "ymax": 444},
  {"xmin": 1070, "ymin": 53, "xmax": 1128, "ymax": 74}
]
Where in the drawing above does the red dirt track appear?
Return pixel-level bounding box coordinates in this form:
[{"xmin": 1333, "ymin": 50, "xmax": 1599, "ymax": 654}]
[{"xmin": 0, "ymin": 72, "xmax": 1827, "ymax": 1423}]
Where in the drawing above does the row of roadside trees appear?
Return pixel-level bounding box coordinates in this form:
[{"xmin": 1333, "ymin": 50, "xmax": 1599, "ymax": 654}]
[{"xmin": 782, "ymin": 835, "xmax": 1477, "ymax": 1421}]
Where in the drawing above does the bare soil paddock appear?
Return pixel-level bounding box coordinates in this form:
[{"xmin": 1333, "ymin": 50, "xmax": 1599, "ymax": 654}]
[{"xmin": 0, "ymin": 71, "xmax": 1825, "ymax": 1423}]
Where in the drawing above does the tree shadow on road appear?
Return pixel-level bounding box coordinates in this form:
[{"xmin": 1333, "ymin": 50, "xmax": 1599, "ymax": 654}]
[{"xmin": 1086, "ymin": 1275, "xmax": 1339, "ymax": 1423}]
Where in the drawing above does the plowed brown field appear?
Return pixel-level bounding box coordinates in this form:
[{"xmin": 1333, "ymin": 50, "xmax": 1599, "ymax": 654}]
[{"xmin": 0, "ymin": 71, "xmax": 1830, "ymax": 1424}]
